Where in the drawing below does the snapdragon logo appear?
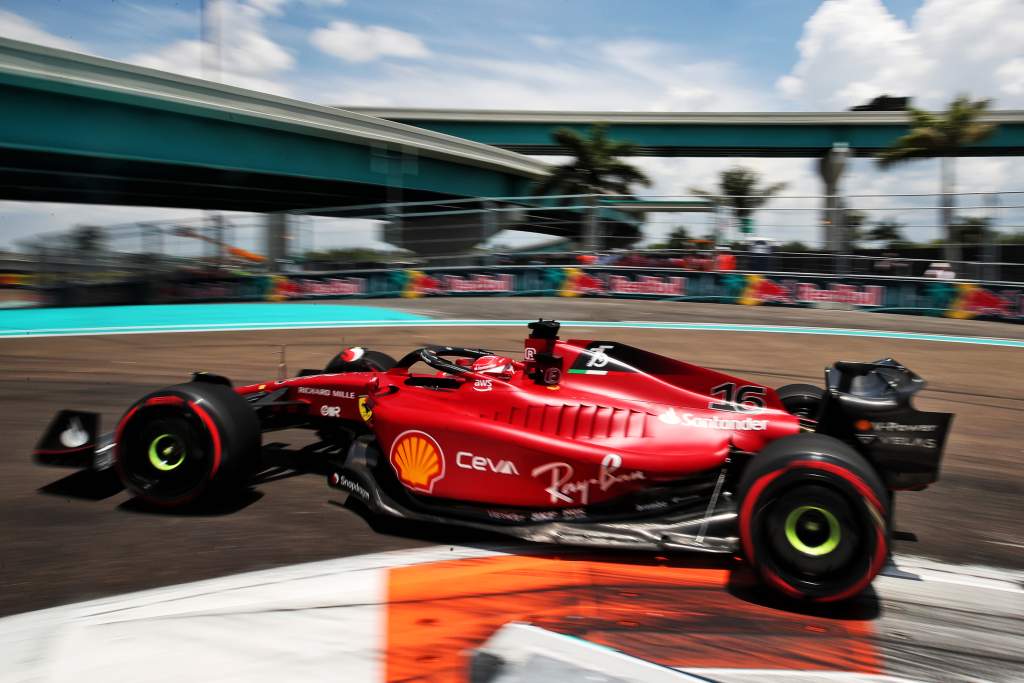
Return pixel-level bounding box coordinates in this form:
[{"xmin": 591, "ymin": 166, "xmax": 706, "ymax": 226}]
[{"xmin": 660, "ymin": 408, "xmax": 767, "ymax": 431}]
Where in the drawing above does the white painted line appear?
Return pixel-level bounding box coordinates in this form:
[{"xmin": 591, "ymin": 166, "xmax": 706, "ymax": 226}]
[
  {"xmin": 680, "ymin": 669, "xmax": 921, "ymax": 682},
  {"xmin": 2, "ymin": 318, "xmax": 1022, "ymax": 347},
  {"xmin": 884, "ymin": 555, "xmax": 1024, "ymax": 594}
]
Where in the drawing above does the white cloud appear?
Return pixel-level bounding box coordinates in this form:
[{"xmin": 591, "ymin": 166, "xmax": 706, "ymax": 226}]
[
  {"xmin": 526, "ymin": 35, "xmax": 561, "ymax": 50},
  {"xmin": 778, "ymin": 0, "xmax": 1024, "ymax": 109},
  {"xmin": 996, "ymin": 58, "xmax": 1024, "ymax": 96},
  {"xmin": 0, "ymin": 9, "xmax": 83, "ymax": 52},
  {"xmin": 311, "ymin": 21, "xmax": 429, "ymax": 63},
  {"xmin": 247, "ymin": 0, "xmax": 287, "ymax": 15},
  {"xmin": 318, "ymin": 37, "xmax": 772, "ymax": 112},
  {"xmin": 129, "ymin": 0, "xmax": 293, "ymax": 95}
]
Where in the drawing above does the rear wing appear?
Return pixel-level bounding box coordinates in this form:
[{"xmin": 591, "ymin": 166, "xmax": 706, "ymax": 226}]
[{"xmin": 816, "ymin": 359, "xmax": 953, "ymax": 490}]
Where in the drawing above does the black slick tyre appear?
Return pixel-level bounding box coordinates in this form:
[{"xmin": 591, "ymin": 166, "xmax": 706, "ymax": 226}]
[
  {"xmin": 325, "ymin": 348, "xmax": 397, "ymax": 374},
  {"xmin": 738, "ymin": 433, "xmax": 890, "ymax": 602},
  {"xmin": 776, "ymin": 383, "xmax": 825, "ymax": 428},
  {"xmin": 114, "ymin": 381, "xmax": 260, "ymax": 507}
]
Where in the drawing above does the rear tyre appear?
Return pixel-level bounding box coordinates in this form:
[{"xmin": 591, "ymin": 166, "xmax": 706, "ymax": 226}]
[
  {"xmin": 776, "ymin": 383, "xmax": 824, "ymax": 428},
  {"xmin": 738, "ymin": 433, "xmax": 889, "ymax": 602},
  {"xmin": 325, "ymin": 348, "xmax": 397, "ymax": 374},
  {"xmin": 114, "ymin": 382, "xmax": 260, "ymax": 507}
]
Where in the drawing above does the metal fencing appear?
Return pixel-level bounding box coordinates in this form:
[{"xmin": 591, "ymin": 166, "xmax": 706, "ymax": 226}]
[{"xmin": 8, "ymin": 191, "xmax": 1024, "ymax": 285}]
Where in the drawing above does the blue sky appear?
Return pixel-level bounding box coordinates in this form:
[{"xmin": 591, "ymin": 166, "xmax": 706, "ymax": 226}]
[
  {"xmin": 0, "ymin": 0, "xmax": 1022, "ymax": 249},
  {"xmin": 1, "ymin": 1, "xmax": 847, "ymax": 77},
  {"xmin": 0, "ymin": 0, "xmax": 958, "ymax": 109}
]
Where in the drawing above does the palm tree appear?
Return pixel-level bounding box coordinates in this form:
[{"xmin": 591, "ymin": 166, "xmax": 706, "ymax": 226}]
[
  {"xmin": 866, "ymin": 219, "xmax": 908, "ymax": 247},
  {"xmin": 690, "ymin": 166, "xmax": 787, "ymax": 242},
  {"xmin": 877, "ymin": 95, "xmax": 997, "ymax": 262},
  {"xmin": 535, "ymin": 124, "xmax": 651, "ymax": 250},
  {"xmin": 535, "ymin": 124, "xmax": 652, "ymax": 197}
]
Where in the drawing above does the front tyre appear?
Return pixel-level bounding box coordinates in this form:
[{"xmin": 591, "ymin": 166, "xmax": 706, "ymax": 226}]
[
  {"xmin": 325, "ymin": 348, "xmax": 397, "ymax": 374},
  {"xmin": 115, "ymin": 382, "xmax": 260, "ymax": 507},
  {"xmin": 738, "ymin": 433, "xmax": 889, "ymax": 602}
]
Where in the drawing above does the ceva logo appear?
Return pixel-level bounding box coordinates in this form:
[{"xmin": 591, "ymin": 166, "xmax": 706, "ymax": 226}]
[{"xmin": 456, "ymin": 451, "xmax": 519, "ymax": 475}]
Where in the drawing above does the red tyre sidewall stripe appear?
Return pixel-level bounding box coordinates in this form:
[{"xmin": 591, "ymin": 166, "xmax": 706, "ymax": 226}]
[
  {"xmin": 114, "ymin": 397, "xmax": 223, "ymax": 483},
  {"xmin": 189, "ymin": 400, "xmax": 222, "ymax": 478},
  {"xmin": 739, "ymin": 458, "xmax": 889, "ymax": 601},
  {"xmin": 820, "ymin": 528, "xmax": 888, "ymax": 603},
  {"xmin": 739, "ymin": 469, "xmax": 784, "ymax": 564},
  {"xmin": 143, "ymin": 395, "xmax": 185, "ymax": 407}
]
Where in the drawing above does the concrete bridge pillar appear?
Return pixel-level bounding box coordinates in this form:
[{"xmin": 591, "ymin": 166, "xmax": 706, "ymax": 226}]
[
  {"xmin": 819, "ymin": 143, "xmax": 850, "ymax": 255},
  {"xmin": 266, "ymin": 212, "xmax": 289, "ymax": 272}
]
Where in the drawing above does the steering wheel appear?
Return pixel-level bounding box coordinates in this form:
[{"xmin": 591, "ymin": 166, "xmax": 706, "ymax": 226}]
[{"xmin": 395, "ymin": 346, "xmax": 493, "ymax": 376}]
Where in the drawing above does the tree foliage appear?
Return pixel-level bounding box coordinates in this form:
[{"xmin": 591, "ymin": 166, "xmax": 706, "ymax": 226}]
[
  {"xmin": 866, "ymin": 219, "xmax": 908, "ymax": 246},
  {"xmin": 72, "ymin": 225, "xmax": 105, "ymax": 253},
  {"xmin": 877, "ymin": 96, "xmax": 997, "ymax": 167},
  {"xmin": 951, "ymin": 216, "xmax": 991, "ymax": 245},
  {"xmin": 689, "ymin": 166, "xmax": 787, "ymax": 220},
  {"xmin": 535, "ymin": 124, "xmax": 652, "ymax": 197},
  {"xmin": 844, "ymin": 210, "xmax": 867, "ymax": 243},
  {"xmin": 663, "ymin": 226, "xmax": 690, "ymax": 250}
]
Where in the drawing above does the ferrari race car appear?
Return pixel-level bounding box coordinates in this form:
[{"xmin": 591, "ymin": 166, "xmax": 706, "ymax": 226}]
[{"xmin": 34, "ymin": 320, "xmax": 953, "ymax": 602}]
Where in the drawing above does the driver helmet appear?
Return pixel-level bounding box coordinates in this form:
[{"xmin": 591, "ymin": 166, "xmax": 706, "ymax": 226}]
[{"xmin": 470, "ymin": 355, "xmax": 517, "ymax": 380}]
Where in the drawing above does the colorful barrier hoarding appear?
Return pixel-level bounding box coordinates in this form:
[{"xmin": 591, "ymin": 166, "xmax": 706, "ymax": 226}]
[
  {"xmin": 269, "ymin": 267, "xmax": 1024, "ymax": 322},
  {"xmin": 546, "ymin": 268, "xmax": 1024, "ymax": 322},
  {"xmin": 41, "ymin": 267, "xmax": 1024, "ymax": 323}
]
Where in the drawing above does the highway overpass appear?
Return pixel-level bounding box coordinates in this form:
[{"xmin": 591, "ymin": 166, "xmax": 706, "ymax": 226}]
[
  {"xmin": 345, "ymin": 108, "xmax": 1024, "ymax": 157},
  {"xmin": 0, "ymin": 38, "xmax": 549, "ymax": 213}
]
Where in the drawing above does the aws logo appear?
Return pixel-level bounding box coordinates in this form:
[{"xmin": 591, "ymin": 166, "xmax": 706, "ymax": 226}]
[{"xmin": 390, "ymin": 431, "xmax": 445, "ymax": 493}]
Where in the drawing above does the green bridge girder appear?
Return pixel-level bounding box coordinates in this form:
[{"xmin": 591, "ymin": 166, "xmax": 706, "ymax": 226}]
[{"xmin": 346, "ymin": 109, "xmax": 1024, "ymax": 157}]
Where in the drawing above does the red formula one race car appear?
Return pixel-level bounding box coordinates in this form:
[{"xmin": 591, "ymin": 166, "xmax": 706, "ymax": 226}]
[{"xmin": 34, "ymin": 320, "xmax": 953, "ymax": 601}]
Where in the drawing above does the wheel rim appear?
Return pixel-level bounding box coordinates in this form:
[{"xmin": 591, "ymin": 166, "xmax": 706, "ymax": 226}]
[
  {"xmin": 119, "ymin": 408, "xmax": 211, "ymax": 503},
  {"xmin": 752, "ymin": 478, "xmax": 874, "ymax": 598},
  {"xmin": 784, "ymin": 505, "xmax": 841, "ymax": 556},
  {"xmin": 148, "ymin": 433, "xmax": 186, "ymax": 472}
]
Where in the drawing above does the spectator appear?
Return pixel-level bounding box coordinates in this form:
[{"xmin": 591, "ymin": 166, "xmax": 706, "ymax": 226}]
[
  {"xmin": 715, "ymin": 247, "xmax": 736, "ymax": 272},
  {"xmin": 749, "ymin": 238, "xmax": 773, "ymax": 271}
]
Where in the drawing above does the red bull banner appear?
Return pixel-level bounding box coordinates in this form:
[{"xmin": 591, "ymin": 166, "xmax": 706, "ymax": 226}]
[
  {"xmin": 40, "ymin": 266, "xmax": 1024, "ymax": 323},
  {"xmin": 271, "ymin": 268, "xmax": 1022, "ymax": 322},
  {"xmin": 733, "ymin": 276, "xmax": 884, "ymax": 307},
  {"xmin": 547, "ymin": 268, "xmax": 1022, "ymax": 322},
  {"xmin": 402, "ymin": 271, "xmax": 516, "ymax": 298}
]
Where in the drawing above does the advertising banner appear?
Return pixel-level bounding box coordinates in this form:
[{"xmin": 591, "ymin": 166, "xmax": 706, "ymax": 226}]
[{"xmin": 39, "ymin": 266, "xmax": 1024, "ymax": 323}]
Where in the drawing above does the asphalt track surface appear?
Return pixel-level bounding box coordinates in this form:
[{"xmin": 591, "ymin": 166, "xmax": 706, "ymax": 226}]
[{"xmin": 1, "ymin": 299, "xmax": 1022, "ymax": 680}]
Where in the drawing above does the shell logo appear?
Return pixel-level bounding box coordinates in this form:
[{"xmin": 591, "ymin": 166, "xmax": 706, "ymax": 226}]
[{"xmin": 390, "ymin": 431, "xmax": 445, "ymax": 493}]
